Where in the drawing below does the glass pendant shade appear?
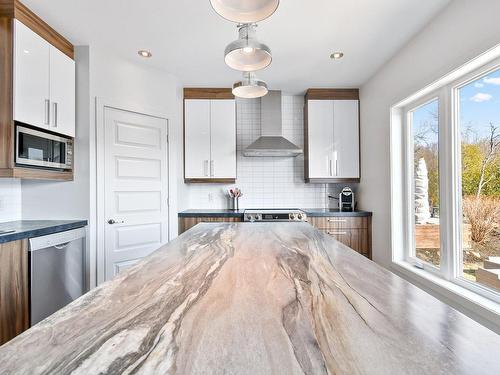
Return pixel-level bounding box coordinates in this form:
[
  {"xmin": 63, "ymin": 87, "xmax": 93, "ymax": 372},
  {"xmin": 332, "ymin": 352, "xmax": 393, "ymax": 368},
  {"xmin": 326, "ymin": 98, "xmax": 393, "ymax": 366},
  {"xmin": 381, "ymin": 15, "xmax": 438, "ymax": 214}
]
[
  {"xmin": 232, "ymin": 72, "xmax": 268, "ymax": 98},
  {"xmin": 210, "ymin": 0, "xmax": 280, "ymax": 23},
  {"xmin": 224, "ymin": 24, "xmax": 271, "ymax": 72}
]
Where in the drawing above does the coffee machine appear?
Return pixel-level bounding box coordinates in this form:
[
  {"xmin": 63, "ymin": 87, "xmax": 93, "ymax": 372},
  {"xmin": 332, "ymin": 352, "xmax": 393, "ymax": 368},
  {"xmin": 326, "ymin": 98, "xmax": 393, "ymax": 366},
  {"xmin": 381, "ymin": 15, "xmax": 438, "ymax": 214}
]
[{"xmin": 339, "ymin": 187, "xmax": 355, "ymax": 211}]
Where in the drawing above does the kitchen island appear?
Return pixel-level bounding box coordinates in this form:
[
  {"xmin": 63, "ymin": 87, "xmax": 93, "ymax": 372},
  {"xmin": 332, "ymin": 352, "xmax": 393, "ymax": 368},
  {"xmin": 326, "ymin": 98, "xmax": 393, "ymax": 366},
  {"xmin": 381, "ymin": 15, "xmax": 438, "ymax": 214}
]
[{"xmin": 0, "ymin": 223, "xmax": 499, "ymax": 374}]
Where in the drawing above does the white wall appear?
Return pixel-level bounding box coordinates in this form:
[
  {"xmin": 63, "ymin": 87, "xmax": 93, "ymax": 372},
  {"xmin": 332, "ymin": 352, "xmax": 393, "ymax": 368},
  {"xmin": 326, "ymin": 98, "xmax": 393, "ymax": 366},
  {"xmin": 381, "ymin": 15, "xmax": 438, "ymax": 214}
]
[
  {"xmin": 359, "ymin": 0, "xmax": 500, "ymax": 328},
  {"xmin": 359, "ymin": 0, "xmax": 500, "ymax": 268},
  {"xmin": 0, "ymin": 179, "xmax": 22, "ymax": 223},
  {"xmin": 22, "ymin": 46, "xmax": 91, "ymax": 222},
  {"xmin": 89, "ymin": 46, "xmax": 183, "ymax": 284},
  {"xmin": 20, "ymin": 46, "xmax": 183, "ymax": 287}
]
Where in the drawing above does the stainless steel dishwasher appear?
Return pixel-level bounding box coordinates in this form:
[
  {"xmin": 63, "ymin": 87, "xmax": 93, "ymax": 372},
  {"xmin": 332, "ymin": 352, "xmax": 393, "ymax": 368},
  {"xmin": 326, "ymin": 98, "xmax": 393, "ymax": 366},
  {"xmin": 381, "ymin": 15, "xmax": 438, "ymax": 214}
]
[{"xmin": 29, "ymin": 227, "xmax": 87, "ymax": 325}]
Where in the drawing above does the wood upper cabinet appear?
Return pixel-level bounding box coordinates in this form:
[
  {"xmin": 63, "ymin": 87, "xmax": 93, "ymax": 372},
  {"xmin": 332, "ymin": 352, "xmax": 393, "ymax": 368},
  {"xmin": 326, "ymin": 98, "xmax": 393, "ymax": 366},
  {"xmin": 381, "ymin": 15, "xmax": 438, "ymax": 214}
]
[
  {"xmin": 305, "ymin": 89, "xmax": 360, "ymax": 183},
  {"xmin": 184, "ymin": 88, "xmax": 236, "ymax": 183},
  {"xmin": 0, "ymin": 1, "xmax": 75, "ymax": 180},
  {"xmin": 13, "ymin": 19, "xmax": 75, "ymax": 137}
]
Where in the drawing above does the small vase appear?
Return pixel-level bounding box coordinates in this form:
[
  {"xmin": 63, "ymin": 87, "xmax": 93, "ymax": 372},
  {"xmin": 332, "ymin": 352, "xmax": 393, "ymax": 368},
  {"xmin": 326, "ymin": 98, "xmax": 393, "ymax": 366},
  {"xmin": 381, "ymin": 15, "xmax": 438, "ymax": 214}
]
[{"xmin": 231, "ymin": 197, "xmax": 239, "ymax": 211}]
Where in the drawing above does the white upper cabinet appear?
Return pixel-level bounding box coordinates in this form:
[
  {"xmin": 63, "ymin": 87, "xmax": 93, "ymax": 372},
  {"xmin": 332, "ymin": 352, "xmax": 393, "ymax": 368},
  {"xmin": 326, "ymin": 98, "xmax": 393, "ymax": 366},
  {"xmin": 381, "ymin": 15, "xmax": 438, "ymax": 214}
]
[
  {"xmin": 184, "ymin": 98, "xmax": 236, "ymax": 181},
  {"xmin": 307, "ymin": 100, "xmax": 334, "ymax": 179},
  {"xmin": 14, "ymin": 20, "xmax": 50, "ymax": 130},
  {"xmin": 305, "ymin": 92, "xmax": 360, "ymax": 182},
  {"xmin": 49, "ymin": 47, "xmax": 75, "ymax": 137},
  {"xmin": 185, "ymin": 100, "xmax": 211, "ymax": 179},
  {"xmin": 333, "ymin": 100, "xmax": 359, "ymax": 178},
  {"xmin": 210, "ymin": 100, "xmax": 236, "ymax": 179},
  {"xmin": 13, "ymin": 20, "xmax": 75, "ymax": 137}
]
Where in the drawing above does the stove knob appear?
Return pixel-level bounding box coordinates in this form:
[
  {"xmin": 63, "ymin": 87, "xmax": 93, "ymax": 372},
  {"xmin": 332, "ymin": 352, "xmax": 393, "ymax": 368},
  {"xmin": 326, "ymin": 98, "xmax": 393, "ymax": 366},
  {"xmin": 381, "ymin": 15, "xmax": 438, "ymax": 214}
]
[
  {"xmin": 289, "ymin": 213, "xmax": 295, "ymax": 220},
  {"xmin": 297, "ymin": 213, "xmax": 303, "ymax": 220},
  {"xmin": 246, "ymin": 215, "xmax": 252, "ymax": 221}
]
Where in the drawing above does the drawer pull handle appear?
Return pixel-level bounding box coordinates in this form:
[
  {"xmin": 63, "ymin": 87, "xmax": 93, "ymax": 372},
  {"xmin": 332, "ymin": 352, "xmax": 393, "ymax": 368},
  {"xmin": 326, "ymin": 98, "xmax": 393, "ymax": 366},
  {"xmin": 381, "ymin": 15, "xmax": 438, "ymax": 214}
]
[
  {"xmin": 327, "ymin": 219, "xmax": 346, "ymax": 222},
  {"xmin": 328, "ymin": 231, "xmax": 347, "ymax": 235}
]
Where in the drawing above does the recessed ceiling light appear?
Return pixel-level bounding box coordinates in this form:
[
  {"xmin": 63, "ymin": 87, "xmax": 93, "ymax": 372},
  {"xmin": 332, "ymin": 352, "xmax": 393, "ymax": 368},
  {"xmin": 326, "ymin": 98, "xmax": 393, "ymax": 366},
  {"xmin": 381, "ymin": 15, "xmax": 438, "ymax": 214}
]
[
  {"xmin": 330, "ymin": 52, "xmax": 344, "ymax": 60},
  {"xmin": 138, "ymin": 50, "xmax": 152, "ymax": 58}
]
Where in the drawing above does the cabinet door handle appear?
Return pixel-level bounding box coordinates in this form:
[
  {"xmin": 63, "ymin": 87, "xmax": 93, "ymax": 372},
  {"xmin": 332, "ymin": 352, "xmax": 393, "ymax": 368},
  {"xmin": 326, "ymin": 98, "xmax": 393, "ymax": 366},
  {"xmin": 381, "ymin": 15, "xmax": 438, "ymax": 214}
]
[
  {"xmin": 52, "ymin": 102, "xmax": 58, "ymax": 127},
  {"xmin": 204, "ymin": 160, "xmax": 209, "ymax": 176},
  {"xmin": 335, "ymin": 159, "xmax": 338, "ymax": 176},
  {"xmin": 210, "ymin": 160, "xmax": 214, "ymax": 177},
  {"xmin": 44, "ymin": 99, "xmax": 50, "ymax": 125},
  {"xmin": 327, "ymin": 231, "xmax": 347, "ymax": 235},
  {"xmin": 329, "ymin": 159, "xmax": 333, "ymax": 176},
  {"xmin": 327, "ymin": 218, "xmax": 346, "ymax": 223}
]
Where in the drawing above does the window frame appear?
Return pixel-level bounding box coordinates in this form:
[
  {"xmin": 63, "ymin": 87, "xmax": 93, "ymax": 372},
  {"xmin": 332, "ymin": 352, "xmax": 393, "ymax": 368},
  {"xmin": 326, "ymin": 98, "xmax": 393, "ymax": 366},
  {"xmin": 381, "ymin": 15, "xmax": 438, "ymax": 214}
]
[
  {"xmin": 403, "ymin": 94, "xmax": 444, "ymax": 277},
  {"xmin": 449, "ymin": 58, "xmax": 500, "ymax": 303},
  {"xmin": 399, "ymin": 58, "xmax": 500, "ymax": 304}
]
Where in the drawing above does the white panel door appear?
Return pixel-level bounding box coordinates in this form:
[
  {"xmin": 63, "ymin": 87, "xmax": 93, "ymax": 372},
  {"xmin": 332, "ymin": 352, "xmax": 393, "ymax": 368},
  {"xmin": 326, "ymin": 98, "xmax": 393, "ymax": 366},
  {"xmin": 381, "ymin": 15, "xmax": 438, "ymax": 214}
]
[
  {"xmin": 185, "ymin": 100, "xmax": 211, "ymax": 179},
  {"xmin": 333, "ymin": 100, "xmax": 360, "ymax": 178},
  {"xmin": 104, "ymin": 107, "xmax": 169, "ymax": 280},
  {"xmin": 210, "ymin": 99, "xmax": 236, "ymax": 179},
  {"xmin": 49, "ymin": 46, "xmax": 75, "ymax": 137},
  {"xmin": 307, "ymin": 100, "xmax": 334, "ymax": 178},
  {"xmin": 13, "ymin": 20, "xmax": 50, "ymax": 129}
]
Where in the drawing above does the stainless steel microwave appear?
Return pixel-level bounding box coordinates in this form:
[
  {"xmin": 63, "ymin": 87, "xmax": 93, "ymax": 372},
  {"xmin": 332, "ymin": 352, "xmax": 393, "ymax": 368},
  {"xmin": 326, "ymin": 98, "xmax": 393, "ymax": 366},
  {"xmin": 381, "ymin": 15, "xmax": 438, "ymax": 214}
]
[{"xmin": 15, "ymin": 125, "xmax": 73, "ymax": 170}]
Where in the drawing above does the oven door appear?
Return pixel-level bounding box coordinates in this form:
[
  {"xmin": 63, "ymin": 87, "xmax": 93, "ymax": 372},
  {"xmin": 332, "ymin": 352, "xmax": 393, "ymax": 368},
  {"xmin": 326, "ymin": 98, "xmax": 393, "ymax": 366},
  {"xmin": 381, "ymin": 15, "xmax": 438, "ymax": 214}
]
[{"xmin": 16, "ymin": 126, "xmax": 72, "ymax": 170}]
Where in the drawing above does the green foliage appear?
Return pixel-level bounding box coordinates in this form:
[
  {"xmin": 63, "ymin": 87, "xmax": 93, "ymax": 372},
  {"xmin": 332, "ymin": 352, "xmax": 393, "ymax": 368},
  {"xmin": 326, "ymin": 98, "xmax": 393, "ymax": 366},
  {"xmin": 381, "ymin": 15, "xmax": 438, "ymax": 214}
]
[{"xmin": 462, "ymin": 144, "xmax": 500, "ymax": 197}]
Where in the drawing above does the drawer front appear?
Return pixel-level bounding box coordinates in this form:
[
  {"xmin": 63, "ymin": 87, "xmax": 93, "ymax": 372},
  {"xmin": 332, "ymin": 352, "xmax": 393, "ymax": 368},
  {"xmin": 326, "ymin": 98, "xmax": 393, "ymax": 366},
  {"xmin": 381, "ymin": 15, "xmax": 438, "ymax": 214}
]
[
  {"xmin": 179, "ymin": 217, "xmax": 241, "ymax": 234},
  {"xmin": 309, "ymin": 216, "xmax": 369, "ymax": 230},
  {"xmin": 321, "ymin": 228, "xmax": 371, "ymax": 259}
]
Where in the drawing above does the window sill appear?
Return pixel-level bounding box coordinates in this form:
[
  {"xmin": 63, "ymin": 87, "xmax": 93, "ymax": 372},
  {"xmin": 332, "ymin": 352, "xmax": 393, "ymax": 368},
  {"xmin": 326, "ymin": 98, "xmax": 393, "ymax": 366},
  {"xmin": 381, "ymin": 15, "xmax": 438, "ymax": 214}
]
[{"xmin": 391, "ymin": 261, "xmax": 500, "ymax": 332}]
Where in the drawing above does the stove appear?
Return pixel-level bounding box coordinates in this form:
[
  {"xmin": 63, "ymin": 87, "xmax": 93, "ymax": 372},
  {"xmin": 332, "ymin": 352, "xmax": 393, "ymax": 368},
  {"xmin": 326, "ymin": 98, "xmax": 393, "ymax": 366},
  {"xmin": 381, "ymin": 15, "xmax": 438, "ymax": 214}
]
[{"xmin": 243, "ymin": 209, "xmax": 307, "ymax": 222}]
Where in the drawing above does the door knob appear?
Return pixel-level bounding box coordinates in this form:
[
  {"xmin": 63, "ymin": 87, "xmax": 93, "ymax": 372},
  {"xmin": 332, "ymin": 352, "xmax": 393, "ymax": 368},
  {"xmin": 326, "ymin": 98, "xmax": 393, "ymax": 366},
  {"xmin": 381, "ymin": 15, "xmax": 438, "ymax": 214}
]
[{"xmin": 108, "ymin": 219, "xmax": 124, "ymax": 225}]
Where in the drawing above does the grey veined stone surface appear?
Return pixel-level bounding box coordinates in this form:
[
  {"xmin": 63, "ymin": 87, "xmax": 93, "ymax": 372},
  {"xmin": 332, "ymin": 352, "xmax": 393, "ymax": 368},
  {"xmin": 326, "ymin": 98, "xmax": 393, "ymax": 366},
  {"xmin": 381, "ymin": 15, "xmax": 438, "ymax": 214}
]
[{"xmin": 1, "ymin": 223, "xmax": 499, "ymax": 374}]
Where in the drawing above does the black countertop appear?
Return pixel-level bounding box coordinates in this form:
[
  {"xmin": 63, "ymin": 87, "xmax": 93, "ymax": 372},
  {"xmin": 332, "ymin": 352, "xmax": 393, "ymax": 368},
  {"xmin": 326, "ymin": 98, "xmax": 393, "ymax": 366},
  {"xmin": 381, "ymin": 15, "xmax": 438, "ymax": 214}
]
[
  {"xmin": 0, "ymin": 220, "xmax": 88, "ymax": 244},
  {"xmin": 178, "ymin": 209, "xmax": 372, "ymax": 218}
]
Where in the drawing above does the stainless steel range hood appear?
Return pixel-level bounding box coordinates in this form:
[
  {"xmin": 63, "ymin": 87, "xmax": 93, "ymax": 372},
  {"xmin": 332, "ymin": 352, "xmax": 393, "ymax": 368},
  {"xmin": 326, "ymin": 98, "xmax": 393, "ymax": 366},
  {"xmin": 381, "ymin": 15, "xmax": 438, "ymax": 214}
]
[{"xmin": 243, "ymin": 91, "xmax": 303, "ymax": 157}]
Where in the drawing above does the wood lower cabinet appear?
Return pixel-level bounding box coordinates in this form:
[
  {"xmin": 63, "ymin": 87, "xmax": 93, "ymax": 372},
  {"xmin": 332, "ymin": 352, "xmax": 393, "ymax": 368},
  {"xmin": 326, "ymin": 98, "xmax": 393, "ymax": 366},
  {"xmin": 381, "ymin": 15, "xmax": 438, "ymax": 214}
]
[
  {"xmin": 179, "ymin": 215, "xmax": 372, "ymax": 259},
  {"xmin": 309, "ymin": 216, "xmax": 372, "ymax": 259},
  {"xmin": 179, "ymin": 217, "xmax": 242, "ymax": 234},
  {"xmin": 0, "ymin": 239, "xmax": 29, "ymax": 345}
]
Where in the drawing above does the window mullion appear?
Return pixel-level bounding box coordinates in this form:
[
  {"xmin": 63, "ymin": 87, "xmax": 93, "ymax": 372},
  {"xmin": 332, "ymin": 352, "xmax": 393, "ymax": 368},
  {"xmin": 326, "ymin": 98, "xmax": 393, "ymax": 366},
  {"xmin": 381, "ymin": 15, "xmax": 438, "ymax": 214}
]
[{"xmin": 439, "ymin": 87, "xmax": 453, "ymax": 280}]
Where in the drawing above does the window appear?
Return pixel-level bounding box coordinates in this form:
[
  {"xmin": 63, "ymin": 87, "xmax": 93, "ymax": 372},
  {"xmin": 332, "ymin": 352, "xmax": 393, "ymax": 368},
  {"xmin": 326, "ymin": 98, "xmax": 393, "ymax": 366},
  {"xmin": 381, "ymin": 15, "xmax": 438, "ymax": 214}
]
[
  {"xmin": 409, "ymin": 99, "xmax": 441, "ymax": 268},
  {"xmin": 457, "ymin": 68, "xmax": 500, "ymax": 292},
  {"xmin": 396, "ymin": 57, "xmax": 500, "ymax": 303}
]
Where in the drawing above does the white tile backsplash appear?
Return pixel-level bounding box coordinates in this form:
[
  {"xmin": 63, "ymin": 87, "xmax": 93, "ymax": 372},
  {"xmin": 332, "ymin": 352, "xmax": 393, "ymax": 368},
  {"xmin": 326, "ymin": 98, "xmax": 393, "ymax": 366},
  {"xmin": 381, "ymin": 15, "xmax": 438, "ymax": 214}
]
[
  {"xmin": 0, "ymin": 179, "xmax": 22, "ymax": 223},
  {"xmin": 183, "ymin": 95, "xmax": 328, "ymax": 209}
]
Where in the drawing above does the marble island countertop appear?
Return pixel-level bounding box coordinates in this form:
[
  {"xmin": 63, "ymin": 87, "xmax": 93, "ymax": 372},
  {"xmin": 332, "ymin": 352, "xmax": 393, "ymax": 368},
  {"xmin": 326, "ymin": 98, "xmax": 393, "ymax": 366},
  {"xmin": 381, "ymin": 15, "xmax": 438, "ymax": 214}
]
[{"xmin": 0, "ymin": 223, "xmax": 499, "ymax": 374}]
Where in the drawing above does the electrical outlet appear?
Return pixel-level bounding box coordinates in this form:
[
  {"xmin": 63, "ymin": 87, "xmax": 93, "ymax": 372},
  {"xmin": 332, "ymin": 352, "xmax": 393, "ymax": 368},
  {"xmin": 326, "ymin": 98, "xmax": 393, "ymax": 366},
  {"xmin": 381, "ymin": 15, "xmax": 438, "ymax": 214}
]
[
  {"xmin": 0, "ymin": 198, "xmax": 3, "ymax": 211},
  {"xmin": 208, "ymin": 193, "xmax": 213, "ymax": 202}
]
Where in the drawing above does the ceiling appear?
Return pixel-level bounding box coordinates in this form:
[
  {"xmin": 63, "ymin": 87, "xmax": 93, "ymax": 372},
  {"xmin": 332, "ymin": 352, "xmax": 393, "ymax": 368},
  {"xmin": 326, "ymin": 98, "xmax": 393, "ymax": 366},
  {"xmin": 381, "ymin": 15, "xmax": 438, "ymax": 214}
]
[{"xmin": 23, "ymin": 0, "xmax": 451, "ymax": 94}]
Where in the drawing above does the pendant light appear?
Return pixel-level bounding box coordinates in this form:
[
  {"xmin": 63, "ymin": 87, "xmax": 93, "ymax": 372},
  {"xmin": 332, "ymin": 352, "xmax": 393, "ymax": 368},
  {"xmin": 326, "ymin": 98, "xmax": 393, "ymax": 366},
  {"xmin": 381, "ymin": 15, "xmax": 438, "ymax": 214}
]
[
  {"xmin": 232, "ymin": 72, "xmax": 268, "ymax": 98},
  {"xmin": 225, "ymin": 24, "xmax": 271, "ymax": 72},
  {"xmin": 210, "ymin": 0, "xmax": 280, "ymax": 23}
]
